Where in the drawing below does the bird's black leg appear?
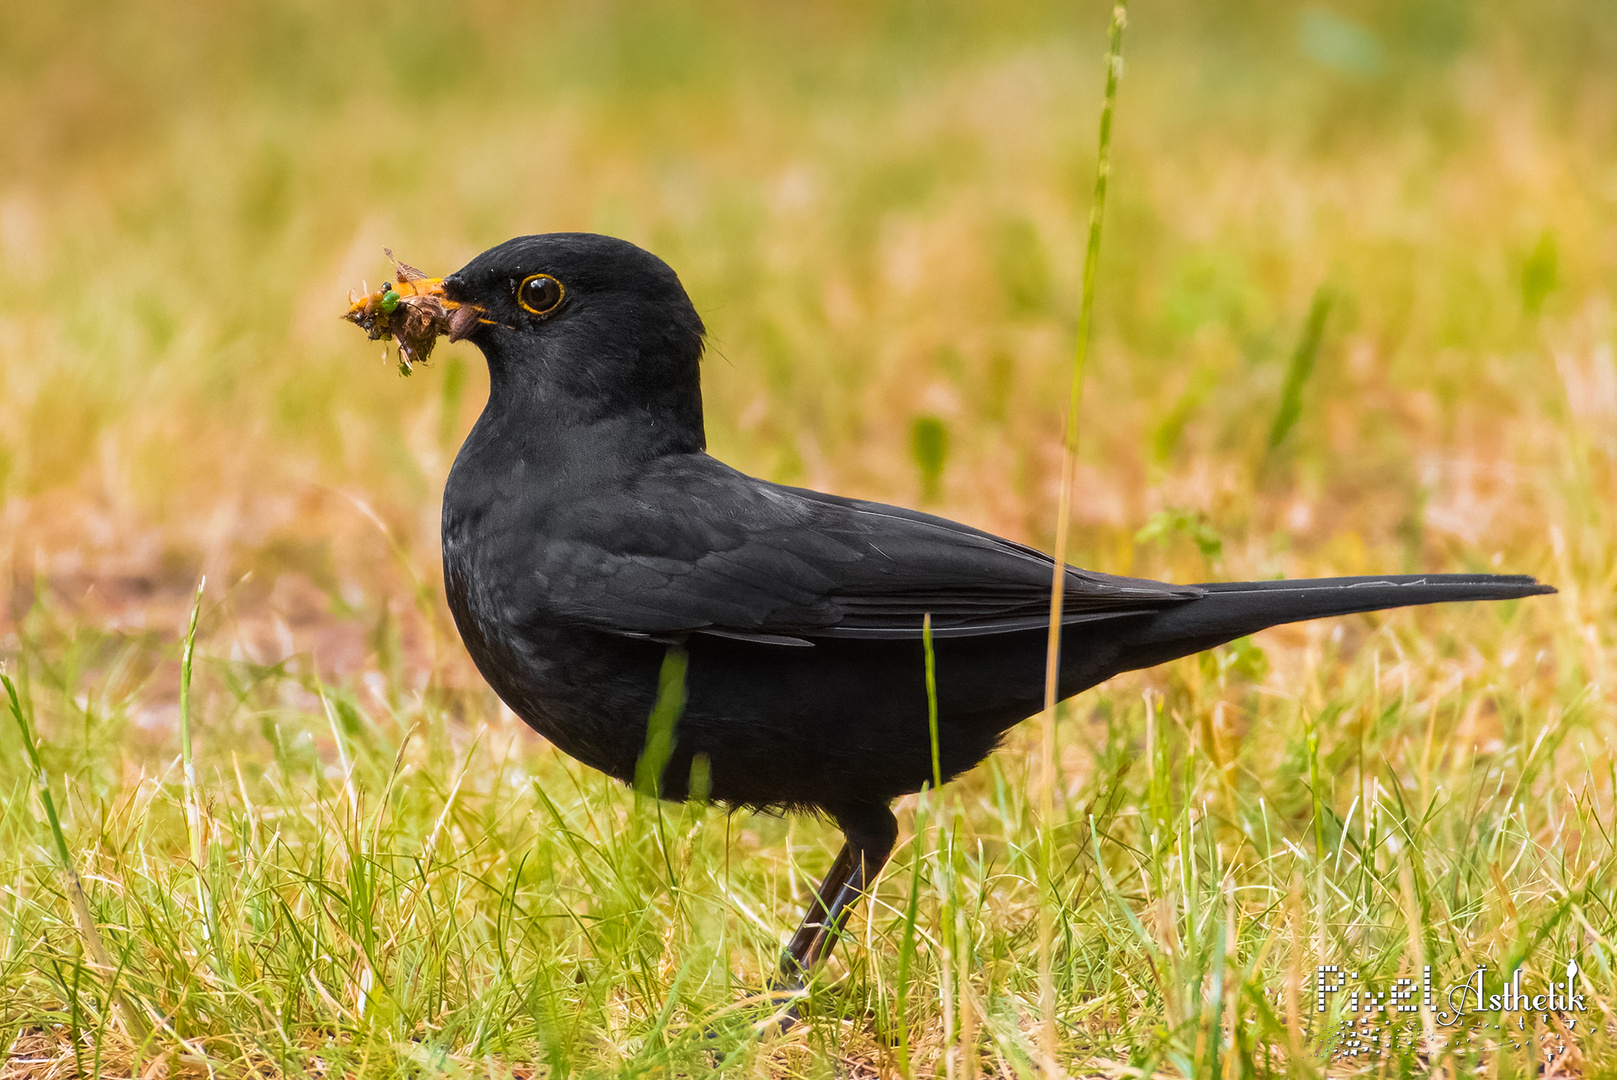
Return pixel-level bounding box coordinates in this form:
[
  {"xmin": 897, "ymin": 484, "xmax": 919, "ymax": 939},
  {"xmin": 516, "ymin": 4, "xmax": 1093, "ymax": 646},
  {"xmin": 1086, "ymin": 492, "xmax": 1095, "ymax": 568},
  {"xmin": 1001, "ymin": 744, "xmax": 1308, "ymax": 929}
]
[
  {"xmin": 777, "ymin": 842, "xmax": 859, "ymax": 985},
  {"xmin": 767, "ymin": 804, "xmax": 898, "ymax": 1030},
  {"xmin": 800, "ymin": 836, "xmax": 895, "ymax": 969}
]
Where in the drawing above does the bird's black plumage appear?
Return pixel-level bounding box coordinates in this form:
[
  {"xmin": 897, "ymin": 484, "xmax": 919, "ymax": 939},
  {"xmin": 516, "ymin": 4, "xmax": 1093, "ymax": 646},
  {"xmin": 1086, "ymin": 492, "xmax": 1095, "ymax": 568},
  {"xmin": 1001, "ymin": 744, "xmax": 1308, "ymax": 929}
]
[{"xmin": 429, "ymin": 232, "xmax": 1552, "ymax": 995}]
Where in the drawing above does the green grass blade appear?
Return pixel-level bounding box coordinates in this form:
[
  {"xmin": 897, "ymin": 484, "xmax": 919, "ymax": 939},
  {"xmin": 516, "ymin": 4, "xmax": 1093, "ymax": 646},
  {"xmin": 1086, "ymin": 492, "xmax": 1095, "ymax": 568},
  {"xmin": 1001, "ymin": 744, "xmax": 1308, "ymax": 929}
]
[
  {"xmin": 4, "ymin": 673, "xmax": 153, "ymax": 1044},
  {"xmin": 1267, "ymin": 285, "xmax": 1334, "ymax": 451},
  {"xmin": 635, "ymin": 644, "xmax": 689, "ymax": 799}
]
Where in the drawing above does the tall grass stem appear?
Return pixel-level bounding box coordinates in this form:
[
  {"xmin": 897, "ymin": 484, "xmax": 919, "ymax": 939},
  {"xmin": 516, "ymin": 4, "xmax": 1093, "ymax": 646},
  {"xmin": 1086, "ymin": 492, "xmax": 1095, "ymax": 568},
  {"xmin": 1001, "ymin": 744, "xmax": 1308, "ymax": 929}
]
[
  {"xmin": 924, "ymin": 613, "xmax": 942, "ymax": 791},
  {"xmin": 178, "ymin": 582, "xmax": 204, "ymax": 853},
  {"xmin": 177, "ymin": 578, "xmax": 220, "ymax": 956},
  {"xmin": 1039, "ymin": 1, "xmax": 1128, "ymax": 1063}
]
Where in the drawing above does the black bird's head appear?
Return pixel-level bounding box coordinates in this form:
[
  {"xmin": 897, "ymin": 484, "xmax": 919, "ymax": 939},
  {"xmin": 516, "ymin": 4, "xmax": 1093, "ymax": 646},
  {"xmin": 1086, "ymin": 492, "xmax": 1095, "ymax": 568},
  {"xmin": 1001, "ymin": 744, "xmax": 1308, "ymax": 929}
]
[{"xmin": 437, "ymin": 233, "xmax": 708, "ymax": 455}]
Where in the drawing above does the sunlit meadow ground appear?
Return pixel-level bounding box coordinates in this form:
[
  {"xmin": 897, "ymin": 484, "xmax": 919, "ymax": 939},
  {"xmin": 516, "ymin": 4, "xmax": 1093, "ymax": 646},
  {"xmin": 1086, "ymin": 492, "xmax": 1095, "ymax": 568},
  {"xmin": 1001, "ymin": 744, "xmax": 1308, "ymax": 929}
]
[{"xmin": 1, "ymin": 1, "xmax": 1614, "ymax": 1076}]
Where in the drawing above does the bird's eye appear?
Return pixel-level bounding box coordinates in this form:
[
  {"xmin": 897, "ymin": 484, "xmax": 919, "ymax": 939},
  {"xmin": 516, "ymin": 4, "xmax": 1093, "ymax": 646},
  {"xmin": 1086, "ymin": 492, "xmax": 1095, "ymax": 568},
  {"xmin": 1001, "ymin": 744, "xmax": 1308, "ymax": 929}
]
[{"xmin": 517, "ymin": 273, "xmax": 565, "ymax": 316}]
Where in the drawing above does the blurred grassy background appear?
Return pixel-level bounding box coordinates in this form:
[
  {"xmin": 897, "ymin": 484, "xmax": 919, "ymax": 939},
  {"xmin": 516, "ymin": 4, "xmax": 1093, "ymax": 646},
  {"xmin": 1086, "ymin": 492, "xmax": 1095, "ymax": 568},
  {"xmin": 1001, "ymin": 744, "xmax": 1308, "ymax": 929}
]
[
  {"xmin": 2, "ymin": 0, "xmax": 1611, "ymax": 625},
  {"xmin": 1, "ymin": 0, "xmax": 1613, "ymax": 1075}
]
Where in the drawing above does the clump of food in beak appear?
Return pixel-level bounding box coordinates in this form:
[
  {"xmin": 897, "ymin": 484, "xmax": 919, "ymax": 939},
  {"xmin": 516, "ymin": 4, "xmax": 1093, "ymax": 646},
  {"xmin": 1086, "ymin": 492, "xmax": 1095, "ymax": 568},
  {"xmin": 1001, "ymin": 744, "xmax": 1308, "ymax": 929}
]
[{"xmin": 343, "ymin": 250, "xmax": 479, "ymax": 374}]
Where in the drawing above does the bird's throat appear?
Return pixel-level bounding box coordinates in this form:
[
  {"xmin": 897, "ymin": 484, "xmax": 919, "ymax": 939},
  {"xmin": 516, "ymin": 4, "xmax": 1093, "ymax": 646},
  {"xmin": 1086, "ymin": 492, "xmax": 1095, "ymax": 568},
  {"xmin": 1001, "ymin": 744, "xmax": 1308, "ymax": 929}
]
[{"xmin": 475, "ymin": 332, "xmax": 708, "ymax": 464}]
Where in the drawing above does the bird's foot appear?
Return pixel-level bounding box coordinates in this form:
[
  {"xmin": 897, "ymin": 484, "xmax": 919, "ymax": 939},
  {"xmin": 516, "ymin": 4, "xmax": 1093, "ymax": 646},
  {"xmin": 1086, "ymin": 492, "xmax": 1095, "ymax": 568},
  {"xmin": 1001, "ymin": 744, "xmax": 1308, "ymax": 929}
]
[
  {"xmin": 696, "ymin": 981, "xmax": 808, "ymax": 1044},
  {"xmin": 757, "ymin": 978, "xmax": 810, "ymax": 1035}
]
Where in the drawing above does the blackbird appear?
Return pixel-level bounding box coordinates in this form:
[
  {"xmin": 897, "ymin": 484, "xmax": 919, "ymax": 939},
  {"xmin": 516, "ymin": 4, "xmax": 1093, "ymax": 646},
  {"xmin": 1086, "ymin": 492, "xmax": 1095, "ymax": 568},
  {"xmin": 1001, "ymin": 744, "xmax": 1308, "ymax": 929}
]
[{"xmin": 374, "ymin": 232, "xmax": 1552, "ymax": 993}]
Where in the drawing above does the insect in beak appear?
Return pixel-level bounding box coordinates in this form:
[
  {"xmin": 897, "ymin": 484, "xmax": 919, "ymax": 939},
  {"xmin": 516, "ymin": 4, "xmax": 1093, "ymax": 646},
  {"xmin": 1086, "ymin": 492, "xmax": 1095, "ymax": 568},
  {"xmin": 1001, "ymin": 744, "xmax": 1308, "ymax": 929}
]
[{"xmin": 342, "ymin": 251, "xmax": 485, "ymax": 374}]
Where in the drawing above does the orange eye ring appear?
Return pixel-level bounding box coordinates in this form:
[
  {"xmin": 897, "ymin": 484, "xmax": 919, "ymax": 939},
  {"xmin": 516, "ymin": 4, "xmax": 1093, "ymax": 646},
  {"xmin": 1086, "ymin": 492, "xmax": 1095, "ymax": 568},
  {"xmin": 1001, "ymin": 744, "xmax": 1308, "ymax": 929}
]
[{"xmin": 517, "ymin": 273, "xmax": 565, "ymax": 316}]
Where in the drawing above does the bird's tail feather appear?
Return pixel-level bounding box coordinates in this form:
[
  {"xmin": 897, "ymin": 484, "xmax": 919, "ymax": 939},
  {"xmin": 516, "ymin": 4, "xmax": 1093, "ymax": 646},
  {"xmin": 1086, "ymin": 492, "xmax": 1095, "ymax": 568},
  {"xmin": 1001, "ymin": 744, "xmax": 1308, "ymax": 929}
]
[{"xmin": 1104, "ymin": 573, "xmax": 1553, "ymax": 676}]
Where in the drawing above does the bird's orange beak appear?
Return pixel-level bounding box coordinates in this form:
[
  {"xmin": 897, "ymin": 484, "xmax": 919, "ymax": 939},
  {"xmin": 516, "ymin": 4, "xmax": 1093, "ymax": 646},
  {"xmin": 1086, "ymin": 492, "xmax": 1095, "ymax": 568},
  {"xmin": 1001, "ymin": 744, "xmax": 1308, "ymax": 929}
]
[{"xmin": 400, "ymin": 276, "xmax": 457, "ymax": 306}]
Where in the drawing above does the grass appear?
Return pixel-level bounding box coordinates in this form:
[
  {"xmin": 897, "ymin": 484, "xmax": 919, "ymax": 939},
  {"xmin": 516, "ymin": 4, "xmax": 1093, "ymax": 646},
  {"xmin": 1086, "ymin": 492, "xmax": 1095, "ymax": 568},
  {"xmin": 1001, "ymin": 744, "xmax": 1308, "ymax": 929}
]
[{"xmin": 1, "ymin": 0, "xmax": 1615, "ymax": 1075}]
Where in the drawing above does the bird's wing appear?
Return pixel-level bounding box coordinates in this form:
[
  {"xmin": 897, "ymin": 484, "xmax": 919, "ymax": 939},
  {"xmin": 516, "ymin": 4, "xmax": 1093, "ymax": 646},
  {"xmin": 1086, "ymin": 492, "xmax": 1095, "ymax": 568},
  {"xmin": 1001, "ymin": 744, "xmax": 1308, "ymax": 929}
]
[{"xmin": 516, "ymin": 457, "xmax": 1200, "ymax": 644}]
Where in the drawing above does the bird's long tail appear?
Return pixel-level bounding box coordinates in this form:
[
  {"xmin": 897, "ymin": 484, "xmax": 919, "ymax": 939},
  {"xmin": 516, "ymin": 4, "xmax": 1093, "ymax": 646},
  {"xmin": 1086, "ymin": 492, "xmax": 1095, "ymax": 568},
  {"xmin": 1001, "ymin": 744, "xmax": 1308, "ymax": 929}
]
[{"xmin": 1103, "ymin": 573, "xmax": 1553, "ymax": 676}]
